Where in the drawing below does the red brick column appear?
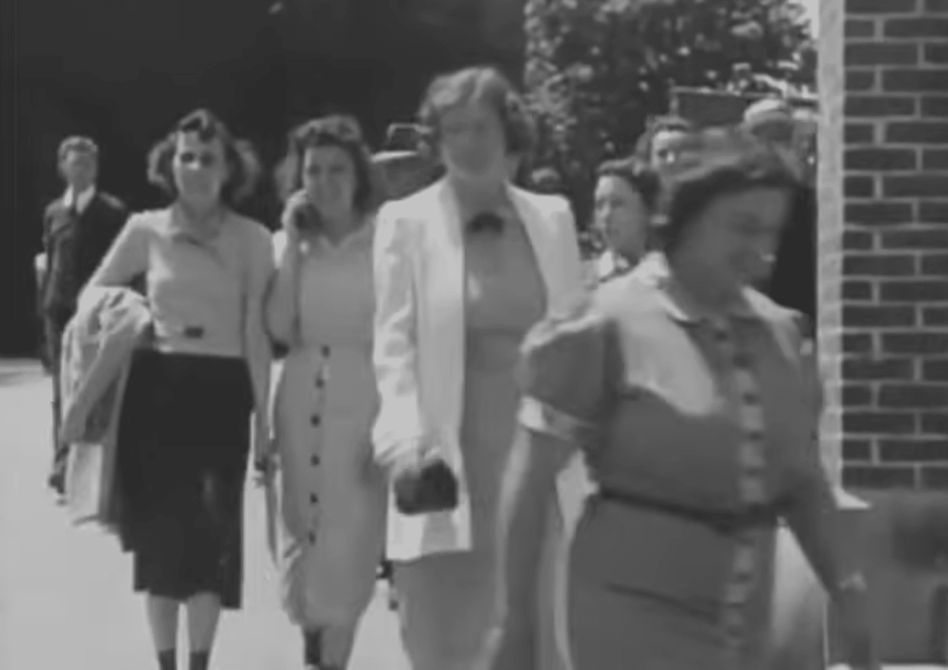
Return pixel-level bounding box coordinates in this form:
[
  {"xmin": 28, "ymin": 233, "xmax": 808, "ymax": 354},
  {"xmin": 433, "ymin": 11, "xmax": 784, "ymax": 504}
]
[{"xmin": 819, "ymin": 0, "xmax": 948, "ymax": 491}]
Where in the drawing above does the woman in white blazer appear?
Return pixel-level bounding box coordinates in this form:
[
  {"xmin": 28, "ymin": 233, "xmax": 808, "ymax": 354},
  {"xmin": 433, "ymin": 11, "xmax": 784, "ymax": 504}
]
[{"xmin": 372, "ymin": 65, "xmax": 590, "ymax": 670}]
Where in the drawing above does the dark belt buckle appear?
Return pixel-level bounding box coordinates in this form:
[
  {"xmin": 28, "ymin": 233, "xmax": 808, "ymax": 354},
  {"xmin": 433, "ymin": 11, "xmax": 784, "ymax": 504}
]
[{"xmin": 183, "ymin": 325, "xmax": 205, "ymax": 339}]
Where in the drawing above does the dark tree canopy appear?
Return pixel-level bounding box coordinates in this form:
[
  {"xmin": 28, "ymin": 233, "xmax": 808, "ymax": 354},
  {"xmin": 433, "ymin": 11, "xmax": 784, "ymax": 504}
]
[{"xmin": 523, "ymin": 0, "xmax": 814, "ymax": 223}]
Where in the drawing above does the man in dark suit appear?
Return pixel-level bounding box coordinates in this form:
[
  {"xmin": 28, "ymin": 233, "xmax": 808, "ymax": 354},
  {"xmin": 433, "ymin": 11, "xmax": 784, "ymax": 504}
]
[
  {"xmin": 742, "ymin": 98, "xmax": 818, "ymax": 337},
  {"xmin": 40, "ymin": 136, "xmax": 128, "ymax": 496}
]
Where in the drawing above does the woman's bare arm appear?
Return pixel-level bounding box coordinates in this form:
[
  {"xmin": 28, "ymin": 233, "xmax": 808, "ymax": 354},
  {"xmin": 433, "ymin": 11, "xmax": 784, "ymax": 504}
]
[
  {"xmin": 264, "ymin": 229, "xmax": 301, "ymax": 346},
  {"xmin": 490, "ymin": 426, "xmax": 575, "ymax": 667}
]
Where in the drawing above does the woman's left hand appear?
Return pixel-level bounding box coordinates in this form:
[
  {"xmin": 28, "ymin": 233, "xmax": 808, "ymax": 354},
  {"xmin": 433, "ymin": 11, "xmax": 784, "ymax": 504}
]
[{"xmin": 834, "ymin": 579, "xmax": 880, "ymax": 670}]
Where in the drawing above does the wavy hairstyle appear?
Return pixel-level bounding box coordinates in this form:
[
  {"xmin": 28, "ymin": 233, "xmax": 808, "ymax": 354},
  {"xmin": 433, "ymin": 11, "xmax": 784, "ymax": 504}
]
[
  {"xmin": 654, "ymin": 127, "xmax": 798, "ymax": 254},
  {"xmin": 273, "ymin": 114, "xmax": 381, "ymax": 214},
  {"xmin": 596, "ymin": 156, "xmax": 661, "ymax": 212},
  {"xmin": 633, "ymin": 115, "xmax": 694, "ymax": 164},
  {"xmin": 417, "ymin": 65, "xmax": 536, "ymax": 158},
  {"xmin": 146, "ymin": 108, "xmax": 261, "ymax": 208},
  {"xmin": 57, "ymin": 135, "xmax": 99, "ymax": 162}
]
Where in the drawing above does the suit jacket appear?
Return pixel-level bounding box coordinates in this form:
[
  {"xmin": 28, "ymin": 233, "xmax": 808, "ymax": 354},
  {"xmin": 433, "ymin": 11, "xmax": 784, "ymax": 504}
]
[
  {"xmin": 42, "ymin": 191, "xmax": 128, "ymax": 321},
  {"xmin": 372, "ymin": 178, "xmax": 590, "ymax": 561},
  {"xmin": 767, "ymin": 185, "xmax": 816, "ymax": 327}
]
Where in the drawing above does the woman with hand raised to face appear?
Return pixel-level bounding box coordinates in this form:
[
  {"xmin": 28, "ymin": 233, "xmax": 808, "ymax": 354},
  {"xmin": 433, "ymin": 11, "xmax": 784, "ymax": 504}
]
[
  {"xmin": 371, "ymin": 65, "xmax": 591, "ymax": 670},
  {"xmin": 84, "ymin": 109, "xmax": 275, "ymax": 670},
  {"xmin": 265, "ymin": 115, "xmax": 387, "ymax": 670}
]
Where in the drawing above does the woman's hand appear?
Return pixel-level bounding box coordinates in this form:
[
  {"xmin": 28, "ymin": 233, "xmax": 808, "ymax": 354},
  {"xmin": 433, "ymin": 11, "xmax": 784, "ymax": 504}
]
[
  {"xmin": 283, "ymin": 191, "xmax": 315, "ymax": 245},
  {"xmin": 378, "ymin": 438, "xmax": 459, "ymax": 515},
  {"xmin": 833, "ymin": 576, "xmax": 880, "ymax": 670}
]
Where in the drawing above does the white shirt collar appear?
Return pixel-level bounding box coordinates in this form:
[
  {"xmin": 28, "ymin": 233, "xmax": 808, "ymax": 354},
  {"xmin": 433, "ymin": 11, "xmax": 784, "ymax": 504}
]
[{"xmin": 64, "ymin": 186, "xmax": 96, "ymax": 214}]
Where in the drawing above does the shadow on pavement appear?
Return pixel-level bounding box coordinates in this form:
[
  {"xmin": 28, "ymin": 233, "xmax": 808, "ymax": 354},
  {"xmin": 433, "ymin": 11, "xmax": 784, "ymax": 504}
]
[{"xmin": 0, "ymin": 359, "xmax": 45, "ymax": 387}]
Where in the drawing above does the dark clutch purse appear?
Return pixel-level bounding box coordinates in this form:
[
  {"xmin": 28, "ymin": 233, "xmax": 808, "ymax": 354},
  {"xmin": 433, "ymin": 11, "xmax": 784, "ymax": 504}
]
[{"xmin": 392, "ymin": 453, "xmax": 459, "ymax": 516}]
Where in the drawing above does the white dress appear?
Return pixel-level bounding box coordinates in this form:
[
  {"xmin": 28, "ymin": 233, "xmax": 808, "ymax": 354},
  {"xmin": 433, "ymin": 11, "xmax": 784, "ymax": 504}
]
[{"xmin": 271, "ymin": 222, "xmax": 387, "ymax": 629}]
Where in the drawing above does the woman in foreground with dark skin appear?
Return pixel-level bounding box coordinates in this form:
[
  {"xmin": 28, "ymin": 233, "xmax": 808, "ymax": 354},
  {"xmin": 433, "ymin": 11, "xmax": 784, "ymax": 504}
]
[{"xmin": 483, "ymin": 128, "xmax": 878, "ymax": 670}]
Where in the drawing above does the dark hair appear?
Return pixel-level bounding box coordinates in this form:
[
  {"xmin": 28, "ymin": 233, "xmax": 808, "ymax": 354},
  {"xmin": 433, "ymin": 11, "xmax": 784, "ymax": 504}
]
[
  {"xmin": 655, "ymin": 127, "xmax": 798, "ymax": 254},
  {"xmin": 530, "ymin": 167, "xmax": 564, "ymax": 194},
  {"xmin": 596, "ymin": 157, "xmax": 660, "ymax": 212},
  {"xmin": 634, "ymin": 115, "xmax": 694, "ymax": 162},
  {"xmin": 417, "ymin": 65, "xmax": 535, "ymax": 157},
  {"xmin": 743, "ymin": 98, "xmax": 798, "ymax": 146},
  {"xmin": 274, "ymin": 114, "xmax": 381, "ymax": 214},
  {"xmin": 146, "ymin": 109, "xmax": 261, "ymax": 207},
  {"xmin": 58, "ymin": 136, "xmax": 99, "ymax": 162}
]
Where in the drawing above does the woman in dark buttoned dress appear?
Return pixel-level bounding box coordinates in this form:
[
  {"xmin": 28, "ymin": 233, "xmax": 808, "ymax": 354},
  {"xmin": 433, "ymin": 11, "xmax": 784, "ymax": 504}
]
[{"xmin": 485, "ymin": 128, "xmax": 878, "ymax": 670}]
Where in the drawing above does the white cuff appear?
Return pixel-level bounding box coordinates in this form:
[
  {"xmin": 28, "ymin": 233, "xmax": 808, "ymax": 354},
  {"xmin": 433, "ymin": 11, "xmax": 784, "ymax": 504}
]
[{"xmin": 518, "ymin": 396, "xmax": 597, "ymax": 444}]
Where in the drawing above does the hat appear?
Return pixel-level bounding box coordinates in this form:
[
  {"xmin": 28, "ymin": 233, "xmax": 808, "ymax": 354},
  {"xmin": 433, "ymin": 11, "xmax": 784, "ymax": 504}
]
[{"xmin": 742, "ymin": 97, "xmax": 797, "ymax": 144}]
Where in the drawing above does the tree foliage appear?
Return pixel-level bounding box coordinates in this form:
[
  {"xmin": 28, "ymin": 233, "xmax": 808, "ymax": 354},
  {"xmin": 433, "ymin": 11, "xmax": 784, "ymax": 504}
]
[{"xmin": 523, "ymin": 0, "xmax": 814, "ymax": 223}]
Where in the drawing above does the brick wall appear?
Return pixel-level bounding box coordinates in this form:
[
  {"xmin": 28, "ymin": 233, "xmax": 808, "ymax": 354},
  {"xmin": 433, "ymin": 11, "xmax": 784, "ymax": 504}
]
[{"xmin": 819, "ymin": 0, "xmax": 948, "ymax": 491}]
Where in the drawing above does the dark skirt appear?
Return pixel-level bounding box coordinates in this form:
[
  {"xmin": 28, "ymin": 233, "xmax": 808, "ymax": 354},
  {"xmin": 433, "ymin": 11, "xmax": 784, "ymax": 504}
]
[{"xmin": 116, "ymin": 349, "xmax": 253, "ymax": 609}]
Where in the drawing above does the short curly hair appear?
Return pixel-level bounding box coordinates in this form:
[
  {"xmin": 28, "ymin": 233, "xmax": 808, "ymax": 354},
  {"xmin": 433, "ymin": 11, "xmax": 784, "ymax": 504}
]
[
  {"xmin": 634, "ymin": 115, "xmax": 694, "ymax": 163},
  {"xmin": 146, "ymin": 109, "xmax": 261, "ymax": 207},
  {"xmin": 273, "ymin": 114, "xmax": 381, "ymax": 214},
  {"xmin": 417, "ymin": 65, "xmax": 535, "ymax": 157},
  {"xmin": 655, "ymin": 127, "xmax": 798, "ymax": 254},
  {"xmin": 57, "ymin": 135, "xmax": 99, "ymax": 162},
  {"xmin": 596, "ymin": 157, "xmax": 661, "ymax": 212}
]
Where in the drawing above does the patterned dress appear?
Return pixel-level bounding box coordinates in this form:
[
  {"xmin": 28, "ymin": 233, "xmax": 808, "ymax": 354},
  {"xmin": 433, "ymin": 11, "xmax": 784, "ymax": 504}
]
[
  {"xmin": 271, "ymin": 222, "xmax": 387, "ymax": 629},
  {"xmin": 518, "ymin": 267, "xmax": 831, "ymax": 670}
]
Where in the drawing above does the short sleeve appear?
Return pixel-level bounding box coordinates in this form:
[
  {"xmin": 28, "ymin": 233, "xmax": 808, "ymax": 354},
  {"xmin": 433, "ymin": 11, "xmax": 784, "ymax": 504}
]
[
  {"xmin": 516, "ymin": 299, "xmax": 611, "ymax": 444},
  {"xmin": 245, "ymin": 221, "xmax": 275, "ymax": 296}
]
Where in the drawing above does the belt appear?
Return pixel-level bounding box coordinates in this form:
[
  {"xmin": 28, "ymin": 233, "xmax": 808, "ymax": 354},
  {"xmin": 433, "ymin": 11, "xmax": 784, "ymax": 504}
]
[{"xmin": 598, "ymin": 488, "xmax": 793, "ymax": 536}]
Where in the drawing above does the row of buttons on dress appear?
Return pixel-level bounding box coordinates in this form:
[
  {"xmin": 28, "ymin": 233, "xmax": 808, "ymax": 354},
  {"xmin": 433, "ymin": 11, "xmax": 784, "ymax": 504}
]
[
  {"xmin": 710, "ymin": 320, "xmax": 767, "ymax": 656},
  {"xmin": 307, "ymin": 345, "xmax": 331, "ymax": 544}
]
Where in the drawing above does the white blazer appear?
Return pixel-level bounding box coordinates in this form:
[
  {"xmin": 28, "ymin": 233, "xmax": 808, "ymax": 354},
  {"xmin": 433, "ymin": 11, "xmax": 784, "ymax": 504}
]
[{"xmin": 372, "ymin": 177, "xmax": 591, "ymax": 561}]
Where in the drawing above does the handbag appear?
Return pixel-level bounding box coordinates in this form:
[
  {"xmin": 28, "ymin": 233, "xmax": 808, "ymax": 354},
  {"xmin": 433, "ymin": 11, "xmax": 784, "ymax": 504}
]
[{"xmin": 392, "ymin": 451, "xmax": 459, "ymax": 516}]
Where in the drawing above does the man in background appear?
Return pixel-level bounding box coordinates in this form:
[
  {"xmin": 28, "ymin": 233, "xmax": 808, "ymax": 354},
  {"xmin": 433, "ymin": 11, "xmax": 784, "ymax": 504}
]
[
  {"xmin": 742, "ymin": 97, "xmax": 818, "ymax": 337},
  {"xmin": 40, "ymin": 136, "xmax": 128, "ymax": 496},
  {"xmin": 635, "ymin": 115, "xmax": 694, "ymax": 168}
]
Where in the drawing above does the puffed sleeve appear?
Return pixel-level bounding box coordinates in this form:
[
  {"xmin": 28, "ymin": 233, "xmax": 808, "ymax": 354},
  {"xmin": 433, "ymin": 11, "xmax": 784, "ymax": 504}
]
[
  {"xmin": 516, "ymin": 299, "xmax": 612, "ymax": 446},
  {"xmin": 371, "ymin": 202, "xmax": 425, "ymax": 461}
]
